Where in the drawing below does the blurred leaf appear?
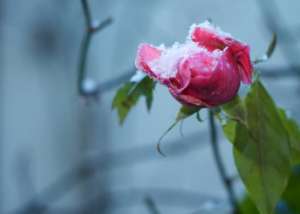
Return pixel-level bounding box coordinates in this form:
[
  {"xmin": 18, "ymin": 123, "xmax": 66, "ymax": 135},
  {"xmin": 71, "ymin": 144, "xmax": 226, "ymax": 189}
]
[
  {"xmin": 177, "ymin": 105, "xmax": 200, "ymax": 121},
  {"xmin": 222, "ymin": 120, "xmax": 236, "ymax": 143},
  {"xmin": 220, "ymin": 96, "xmax": 245, "ymax": 144},
  {"xmin": 282, "ymin": 166, "xmax": 300, "ymax": 213},
  {"xmin": 239, "ymin": 195, "xmax": 259, "ymax": 214},
  {"xmin": 232, "ymin": 81, "xmax": 291, "ymax": 214},
  {"xmin": 278, "ymin": 109, "xmax": 300, "ymax": 165},
  {"xmin": 112, "ymin": 76, "xmax": 155, "ymax": 124},
  {"xmin": 222, "ymin": 96, "xmax": 245, "ymax": 120}
]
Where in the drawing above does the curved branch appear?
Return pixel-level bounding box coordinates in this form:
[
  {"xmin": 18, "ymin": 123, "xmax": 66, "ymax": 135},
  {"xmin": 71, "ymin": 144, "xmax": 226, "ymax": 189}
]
[
  {"xmin": 208, "ymin": 110, "xmax": 239, "ymax": 213},
  {"xmin": 77, "ymin": 0, "xmax": 113, "ymax": 96}
]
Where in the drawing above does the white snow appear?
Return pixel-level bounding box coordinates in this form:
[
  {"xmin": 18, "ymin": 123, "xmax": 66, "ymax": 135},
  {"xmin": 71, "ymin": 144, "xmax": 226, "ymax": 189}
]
[
  {"xmin": 83, "ymin": 78, "xmax": 97, "ymax": 93},
  {"xmin": 130, "ymin": 70, "xmax": 146, "ymax": 82},
  {"xmin": 149, "ymin": 41, "xmax": 223, "ymax": 78},
  {"xmin": 150, "ymin": 42, "xmax": 203, "ymax": 78},
  {"xmin": 140, "ymin": 21, "xmax": 238, "ymax": 79},
  {"xmin": 188, "ymin": 20, "xmax": 233, "ymax": 39}
]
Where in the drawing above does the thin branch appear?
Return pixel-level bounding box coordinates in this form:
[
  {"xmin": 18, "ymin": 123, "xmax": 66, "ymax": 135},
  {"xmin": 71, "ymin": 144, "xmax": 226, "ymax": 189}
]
[
  {"xmin": 79, "ymin": 65, "xmax": 300, "ymax": 98},
  {"xmin": 255, "ymin": 0, "xmax": 300, "ymax": 78},
  {"xmin": 144, "ymin": 196, "xmax": 161, "ymax": 214},
  {"xmin": 81, "ymin": 0, "xmax": 92, "ymax": 27},
  {"xmin": 78, "ymin": 0, "xmax": 113, "ymax": 96},
  {"xmin": 208, "ymin": 110, "xmax": 239, "ymax": 214},
  {"xmin": 12, "ymin": 61, "xmax": 297, "ymax": 213},
  {"xmin": 11, "ymin": 130, "xmax": 209, "ymax": 214},
  {"xmin": 77, "ymin": 29, "xmax": 92, "ymax": 95},
  {"xmin": 93, "ymin": 17, "xmax": 113, "ymax": 33},
  {"xmin": 94, "ymin": 67, "xmax": 135, "ymax": 93},
  {"xmin": 38, "ymin": 188, "xmax": 222, "ymax": 213},
  {"xmin": 259, "ymin": 66, "xmax": 300, "ymax": 78},
  {"xmin": 95, "ymin": 65, "xmax": 300, "ymax": 94}
]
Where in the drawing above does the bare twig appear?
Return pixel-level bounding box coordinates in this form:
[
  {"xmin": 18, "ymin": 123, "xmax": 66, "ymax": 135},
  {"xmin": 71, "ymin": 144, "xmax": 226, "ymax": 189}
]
[
  {"xmin": 259, "ymin": 66, "xmax": 300, "ymax": 78},
  {"xmin": 11, "ymin": 130, "xmax": 209, "ymax": 214},
  {"xmin": 78, "ymin": 0, "xmax": 113, "ymax": 97},
  {"xmin": 11, "ymin": 61, "xmax": 298, "ymax": 213},
  {"xmin": 208, "ymin": 110, "xmax": 239, "ymax": 214},
  {"xmin": 39, "ymin": 188, "xmax": 222, "ymax": 213},
  {"xmin": 144, "ymin": 196, "xmax": 161, "ymax": 214},
  {"xmin": 255, "ymin": 0, "xmax": 300, "ymax": 78},
  {"xmin": 93, "ymin": 67, "xmax": 135, "ymax": 93},
  {"xmin": 82, "ymin": 65, "xmax": 300, "ymax": 96}
]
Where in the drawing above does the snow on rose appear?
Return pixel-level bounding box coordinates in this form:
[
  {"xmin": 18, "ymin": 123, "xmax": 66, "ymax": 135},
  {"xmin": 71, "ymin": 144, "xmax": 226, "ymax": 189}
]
[{"xmin": 135, "ymin": 21, "xmax": 253, "ymax": 107}]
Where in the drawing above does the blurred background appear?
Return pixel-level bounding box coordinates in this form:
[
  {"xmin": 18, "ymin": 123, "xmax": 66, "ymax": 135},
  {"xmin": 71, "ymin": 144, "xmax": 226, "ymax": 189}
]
[{"xmin": 1, "ymin": 0, "xmax": 300, "ymax": 213}]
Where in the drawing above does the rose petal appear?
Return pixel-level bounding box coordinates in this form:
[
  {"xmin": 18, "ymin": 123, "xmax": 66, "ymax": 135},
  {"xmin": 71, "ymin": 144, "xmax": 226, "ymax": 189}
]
[
  {"xmin": 191, "ymin": 27, "xmax": 227, "ymax": 51},
  {"xmin": 168, "ymin": 59, "xmax": 191, "ymax": 94},
  {"xmin": 135, "ymin": 43, "xmax": 161, "ymax": 79},
  {"xmin": 171, "ymin": 49, "xmax": 240, "ymax": 107},
  {"xmin": 190, "ymin": 24, "xmax": 253, "ymax": 84},
  {"xmin": 228, "ymin": 42, "xmax": 253, "ymax": 84}
]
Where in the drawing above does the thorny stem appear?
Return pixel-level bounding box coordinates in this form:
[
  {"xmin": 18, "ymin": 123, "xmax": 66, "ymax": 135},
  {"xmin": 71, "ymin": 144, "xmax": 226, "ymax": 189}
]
[
  {"xmin": 208, "ymin": 110, "xmax": 239, "ymax": 213},
  {"xmin": 78, "ymin": 0, "xmax": 113, "ymax": 96}
]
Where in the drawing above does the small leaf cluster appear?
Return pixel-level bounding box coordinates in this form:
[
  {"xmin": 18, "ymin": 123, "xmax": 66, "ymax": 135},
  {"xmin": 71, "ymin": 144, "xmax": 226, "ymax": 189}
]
[{"xmin": 112, "ymin": 76, "xmax": 155, "ymax": 124}]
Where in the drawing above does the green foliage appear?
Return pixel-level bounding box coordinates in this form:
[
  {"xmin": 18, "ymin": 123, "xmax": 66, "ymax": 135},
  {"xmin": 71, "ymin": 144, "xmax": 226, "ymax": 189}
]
[
  {"xmin": 239, "ymin": 165, "xmax": 300, "ymax": 214},
  {"xmin": 282, "ymin": 166, "xmax": 300, "ymax": 213},
  {"xmin": 112, "ymin": 76, "xmax": 155, "ymax": 124},
  {"xmin": 278, "ymin": 109, "xmax": 300, "ymax": 165},
  {"xmin": 177, "ymin": 105, "xmax": 200, "ymax": 121},
  {"xmin": 222, "ymin": 120, "xmax": 236, "ymax": 143},
  {"xmin": 239, "ymin": 195, "xmax": 259, "ymax": 214},
  {"xmin": 222, "ymin": 80, "xmax": 294, "ymax": 214},
  {"xmin": 222, "ymin": 96, "xmax": 245, "ymax": 120},
  {"xmin": 221, "ymin": 96, "xmax": 246, "ymax": 143}
]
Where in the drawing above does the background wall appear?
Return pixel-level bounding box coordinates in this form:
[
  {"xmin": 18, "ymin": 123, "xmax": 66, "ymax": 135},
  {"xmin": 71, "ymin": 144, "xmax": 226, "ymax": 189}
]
[{"xmin": 1, "ymin": 0, "xmax": 300, "ymax": 213}]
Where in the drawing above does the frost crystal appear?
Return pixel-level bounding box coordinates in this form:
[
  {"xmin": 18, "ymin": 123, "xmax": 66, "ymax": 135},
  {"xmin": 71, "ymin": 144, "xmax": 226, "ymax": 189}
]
[
  {"xmin": 188, "ymin": 20, "xmax": 232, "ymax": 40},
  {"xmin": 150, "ymin": 41, "xmax": 206, "ymax": 78},
  {"xmin": 150, "ymin": 41, "xmax": 223, "ymax": 78},
  {"xmin": 83, "ymin": 78, "xmax": 97, "ymax": 93},
  {"xmin": 130, "ymin": 70, "xmax": 146, "ymax": 82}
]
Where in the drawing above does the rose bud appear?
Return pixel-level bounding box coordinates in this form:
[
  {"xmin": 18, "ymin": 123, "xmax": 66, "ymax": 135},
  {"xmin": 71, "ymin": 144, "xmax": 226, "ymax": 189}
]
[{"xmin": 135, "ymin": 21, "xmax": 253, "ymax": 107}]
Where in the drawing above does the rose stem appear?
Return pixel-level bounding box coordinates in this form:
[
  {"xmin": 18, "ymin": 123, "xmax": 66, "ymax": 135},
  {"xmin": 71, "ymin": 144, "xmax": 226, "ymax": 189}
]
[{"xmin": 208, "ymin": 110, "xmax": 239, "ymax": 213}]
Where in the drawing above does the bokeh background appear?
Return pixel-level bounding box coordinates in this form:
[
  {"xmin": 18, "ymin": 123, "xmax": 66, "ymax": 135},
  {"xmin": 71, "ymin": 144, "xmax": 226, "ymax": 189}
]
[{"xmin": 1, "ymin": 0, "xmax": 300, "ymax": 213}]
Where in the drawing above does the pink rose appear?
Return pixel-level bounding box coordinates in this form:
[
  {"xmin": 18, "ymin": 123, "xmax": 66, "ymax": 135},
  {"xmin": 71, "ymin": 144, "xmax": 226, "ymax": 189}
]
[{"xmin": 135, "ymin": 21, "xmax": 253, "ymax": 107}]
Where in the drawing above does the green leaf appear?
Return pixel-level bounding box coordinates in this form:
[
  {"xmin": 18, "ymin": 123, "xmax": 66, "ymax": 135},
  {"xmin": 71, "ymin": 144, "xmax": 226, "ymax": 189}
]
[
  {"xmin": 278, "ymin": 109, "xmax": 300, "ymax": 165},
  {"xmin": 222, "ymin": 96, "xmax": 245, "ymax": 121},
  {"xmin": 222, "ymin": 120, "xmax": 236, "ymax": 143},
  {"xmin": 239, "ymin": 195, "xmax": 259, "ymax": 214},
  {"xmin": 112, "ymin": 76, "xmax": 155, "ymax": 124},
  {"xmin": 239, "ymin": 166, "xmax": 300, "ymax": 214},
  {"xmin": 220, "ymin": 96, "xmax": 246, "ymax": 144},
  {"xmin": 282, "ymin": 166, "xmax": 300, "ymax": 213},
  {"xmin": 176, "ymin": 105, "xmax": 200, "ymax": 121},
  {"xmin": 233, "ymin": 81, "xmax": 291, "ymax": 214}
]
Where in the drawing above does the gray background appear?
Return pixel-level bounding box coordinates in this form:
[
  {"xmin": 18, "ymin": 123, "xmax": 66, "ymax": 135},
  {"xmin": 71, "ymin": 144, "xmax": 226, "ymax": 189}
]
[{"xmin": 1, "ymin": 0, "xmax": 300, "ymax": 213}]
